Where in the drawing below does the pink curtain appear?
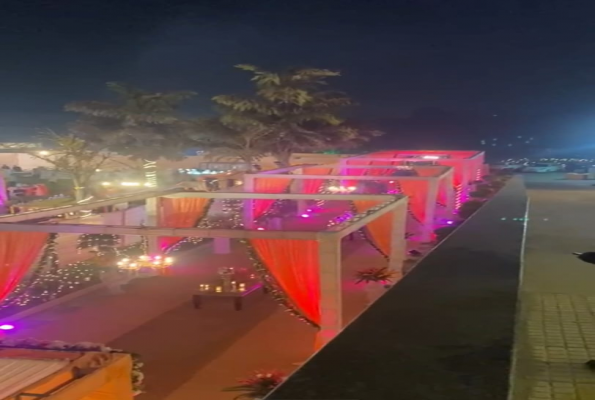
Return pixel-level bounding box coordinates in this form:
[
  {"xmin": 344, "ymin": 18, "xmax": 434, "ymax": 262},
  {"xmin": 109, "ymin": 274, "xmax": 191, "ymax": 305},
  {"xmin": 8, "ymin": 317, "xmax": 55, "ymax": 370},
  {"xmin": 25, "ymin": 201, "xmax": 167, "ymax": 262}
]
[
  {"xmin": 250, "ymin": 239, "xmax": 320, "ymax": 325},
  {"xmin": 0, "ymin": 232, "xmax": 48, "ymax": 302},
  {"xmin": 302, "ymin": 168, "xmax": 332, "ymax": 194},
  {"xmin": 253, "ymin": 177, "xmax": 292, "ymax": 219},
  {"xmin": 398, "ymin": 180, "xmax": 429, "ymax": 222}
]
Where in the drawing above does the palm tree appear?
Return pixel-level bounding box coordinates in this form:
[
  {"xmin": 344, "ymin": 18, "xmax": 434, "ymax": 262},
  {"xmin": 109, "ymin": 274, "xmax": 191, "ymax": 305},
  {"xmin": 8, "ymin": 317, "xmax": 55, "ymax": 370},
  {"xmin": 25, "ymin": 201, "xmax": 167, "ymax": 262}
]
[
  {"xmin": 212, "ymin": 65, "xmax": 382, "ymax": 166},
  {"xmin": 66, "ymin": 82, "xmax": 196, "ymax": 186}
]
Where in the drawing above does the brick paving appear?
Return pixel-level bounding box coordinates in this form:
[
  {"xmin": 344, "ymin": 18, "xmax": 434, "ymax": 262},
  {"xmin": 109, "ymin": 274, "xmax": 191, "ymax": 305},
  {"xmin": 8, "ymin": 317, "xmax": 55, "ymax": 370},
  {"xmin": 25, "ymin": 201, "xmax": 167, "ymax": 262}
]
[{"xmin": 511, "ymin": 175, "xmax": 595, "ymax": 400}]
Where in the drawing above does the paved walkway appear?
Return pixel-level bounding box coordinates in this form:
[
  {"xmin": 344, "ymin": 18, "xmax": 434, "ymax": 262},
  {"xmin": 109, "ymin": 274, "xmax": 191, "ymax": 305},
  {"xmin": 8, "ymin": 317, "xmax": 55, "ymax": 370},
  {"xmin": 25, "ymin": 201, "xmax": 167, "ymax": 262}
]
[
  {"xmin": 512, "ymin": 174, "xmax": 595, "ymax": 400},
  {"xmin": 7, "ymin": 235, "xmax": 390, "ymax": 400}
]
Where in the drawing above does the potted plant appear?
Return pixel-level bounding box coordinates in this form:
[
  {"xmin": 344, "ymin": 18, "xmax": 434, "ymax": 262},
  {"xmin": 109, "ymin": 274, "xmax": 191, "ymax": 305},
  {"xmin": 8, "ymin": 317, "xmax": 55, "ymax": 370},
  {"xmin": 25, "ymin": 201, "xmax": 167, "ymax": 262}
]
[
  {"xmin": 224, "ymin": 371, "xmax": 286, "ymax": 399},
  {"xmin": 355, "ymin": 266, "xmax": 396, "ymax": 304}
]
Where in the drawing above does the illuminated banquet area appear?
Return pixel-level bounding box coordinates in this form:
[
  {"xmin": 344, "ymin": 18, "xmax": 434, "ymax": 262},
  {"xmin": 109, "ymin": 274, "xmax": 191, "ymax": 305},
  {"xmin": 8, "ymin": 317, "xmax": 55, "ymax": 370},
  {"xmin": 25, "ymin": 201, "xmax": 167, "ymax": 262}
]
[{"xmin": 0, "ymin": 149, "xmax": 493, "ymax": 399}]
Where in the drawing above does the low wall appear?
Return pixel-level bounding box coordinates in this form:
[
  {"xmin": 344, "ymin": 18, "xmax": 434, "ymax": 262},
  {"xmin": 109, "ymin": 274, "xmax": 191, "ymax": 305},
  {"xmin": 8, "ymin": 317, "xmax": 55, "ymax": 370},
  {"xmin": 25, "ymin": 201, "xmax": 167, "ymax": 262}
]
[{"xmin": 267, "ymin": 176, "xmax": 528, "ymax": 400}]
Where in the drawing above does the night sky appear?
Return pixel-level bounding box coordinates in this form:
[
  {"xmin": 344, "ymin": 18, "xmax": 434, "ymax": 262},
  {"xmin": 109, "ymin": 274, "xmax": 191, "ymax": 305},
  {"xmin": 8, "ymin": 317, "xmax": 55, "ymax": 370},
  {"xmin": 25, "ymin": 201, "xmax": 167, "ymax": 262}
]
[{"xmin": 2, "ymin": 0, "xmax": 595, "ymax": 153}]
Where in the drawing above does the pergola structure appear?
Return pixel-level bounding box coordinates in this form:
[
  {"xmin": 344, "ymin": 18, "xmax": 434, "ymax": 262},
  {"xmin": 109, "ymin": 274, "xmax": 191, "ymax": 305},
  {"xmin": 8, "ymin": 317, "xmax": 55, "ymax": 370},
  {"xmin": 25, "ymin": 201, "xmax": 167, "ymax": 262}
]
[
  {"xmin": 243, "ymin": 163, "xmax": 455, "ymax": 241},
  {"xmin": 0, "ymin": 190, "xmax": 408, "ymax": 345},
  {"xmin": 340, "ymin": 149, "xmax": 486, "ymax": 204}
]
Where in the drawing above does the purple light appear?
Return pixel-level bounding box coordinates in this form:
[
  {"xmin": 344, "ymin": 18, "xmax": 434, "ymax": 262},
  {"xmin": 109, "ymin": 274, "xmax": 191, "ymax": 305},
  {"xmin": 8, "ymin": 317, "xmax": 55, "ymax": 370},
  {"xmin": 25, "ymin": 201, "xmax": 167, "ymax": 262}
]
[
  {"xmin": 446, "ymin": 220, "xmax": 454, "ymax": 225},
  {"xmin": 306, "ymin": 209, "xmax": 312, "ymax": 212},
  {"xmin": 0, "ymin": 324, "xmax": 14, "ymax": 331},
  {"xmin": 257, "ymin": 227, "xmax": 265, "ymax": 231},
  {"xmin": 301, "ymin": 214, "xmax": 310, "ymax": 218}
]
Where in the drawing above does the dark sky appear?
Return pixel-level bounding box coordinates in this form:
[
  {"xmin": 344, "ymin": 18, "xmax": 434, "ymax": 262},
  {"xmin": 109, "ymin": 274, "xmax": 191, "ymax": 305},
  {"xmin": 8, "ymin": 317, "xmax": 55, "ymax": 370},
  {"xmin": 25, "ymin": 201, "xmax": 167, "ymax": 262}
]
[{"xmin": 2, "ymin": 0, "xmax": 595, "ymax": 149}]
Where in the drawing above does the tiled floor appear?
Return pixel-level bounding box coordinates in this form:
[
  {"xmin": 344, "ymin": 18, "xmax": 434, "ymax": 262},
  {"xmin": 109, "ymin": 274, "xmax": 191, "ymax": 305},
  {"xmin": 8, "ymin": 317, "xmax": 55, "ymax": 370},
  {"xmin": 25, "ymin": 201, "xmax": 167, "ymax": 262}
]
[
  {"xmin": 517, "ymin": 294, "xmax": 595, "ymax": 399},
  {"xmin": 511, "ymin": 176, "xmax": 595, "ymax": 400}
]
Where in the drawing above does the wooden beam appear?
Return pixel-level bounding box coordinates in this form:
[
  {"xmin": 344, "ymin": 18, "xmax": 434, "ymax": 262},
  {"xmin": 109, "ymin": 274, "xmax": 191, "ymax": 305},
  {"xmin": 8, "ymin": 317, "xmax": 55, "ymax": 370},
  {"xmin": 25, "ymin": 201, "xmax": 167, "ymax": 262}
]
[
  {"xmin": 163, "ymin": 192, "xmax": 401, "ymax": 201},
  {"xmin": 0, "ymin": 222, "xmax": 320, "ymax": 239},
  {"xmin": 0, "ymin": 189, "xmax": 180, "ymax": 222}
]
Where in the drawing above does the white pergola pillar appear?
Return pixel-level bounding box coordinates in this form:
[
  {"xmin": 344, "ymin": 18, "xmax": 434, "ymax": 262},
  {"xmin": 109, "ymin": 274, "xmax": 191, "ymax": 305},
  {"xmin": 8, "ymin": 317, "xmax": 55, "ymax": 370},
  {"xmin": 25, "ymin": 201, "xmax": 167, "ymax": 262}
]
[
  {"xmin": 422, "ymin": 179, "xmax": 439, "ymax": 242},
  {"xmin": 145, "ymin": 197, "xmax": 160, "ymax": 254},
  {"xmin": 292, "ymin": 179, "xmax": 308, "ymax": 214},
  {"xmin": 388, "ymin": 201, "xmax": 408, "ymax": 280},
  {"xmin": 444, "ymin": 170, "xmax": 455, "ymax": 217},
  {"xmin": 243, "ymin": 175, "xmax": 255, "ymax": 228},
  {"xmin": 316, "ymin": 234, "xmax": 342, "ymax": 347}
]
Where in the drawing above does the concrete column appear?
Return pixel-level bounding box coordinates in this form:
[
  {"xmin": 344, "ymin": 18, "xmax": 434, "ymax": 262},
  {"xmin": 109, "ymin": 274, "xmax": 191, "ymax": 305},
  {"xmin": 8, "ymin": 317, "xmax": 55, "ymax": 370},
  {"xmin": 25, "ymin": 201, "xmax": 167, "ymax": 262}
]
[
  {"xmin": 145, "ymin": 197, "xmax": 160, "ymax": 254},
  {"xmin": 388, "ymin": 202, "xmax": 408, "ymax": 280},
  {"xmin": 243, "ymin": 175, "xmax": 255, "ymax": 228},
  {"xmin": 422, "ymin": 179, "xmax": 439, "ymax": 242},
  {"xmin": 316, "ymin": 234, "xmax": 342, "ymax": 347},
  {"xmin": 213, "ymin": 237, "xmax": 231, "ymax": 254},
  {"xmin": 444, "ymin": 170, "xmax": 455, "ymax": 216}
]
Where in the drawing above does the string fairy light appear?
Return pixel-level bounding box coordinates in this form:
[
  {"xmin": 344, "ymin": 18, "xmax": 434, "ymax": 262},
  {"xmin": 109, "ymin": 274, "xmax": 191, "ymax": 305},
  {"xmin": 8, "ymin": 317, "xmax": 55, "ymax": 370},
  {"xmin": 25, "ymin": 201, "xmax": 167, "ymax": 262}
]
[{"xmin": 240, "ymin": 239, "xmax": 318, "ymax": 328}]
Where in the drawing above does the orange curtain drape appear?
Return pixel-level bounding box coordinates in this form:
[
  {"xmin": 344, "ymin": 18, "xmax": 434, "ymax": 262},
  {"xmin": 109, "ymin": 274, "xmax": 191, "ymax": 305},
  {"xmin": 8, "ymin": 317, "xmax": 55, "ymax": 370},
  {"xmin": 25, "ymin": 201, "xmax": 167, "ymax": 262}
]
[
  {"xmin": 302, "ymin": 168, "xmax": 332, "ymax": 194},
  {"xmin": 352, "ymin": 201, "xmax": 393, "ymax": 257},
  {"xmin": 398, "ymin": 180, "xmax": 429, "ymax": 223},
  {"xmin": 250, "ymin": 239, "xmax": 320, "ymax": 325},
  {"xmin": 253, "ymin": 177, "xmax": 292, "ymax": 219},
  {"xmin": 159, "ymin": 197, "xmax": 211, "ymax": 250},
  {"xmin": 0, "ymin": 232, "xmax": 48, "ymax": 303}
]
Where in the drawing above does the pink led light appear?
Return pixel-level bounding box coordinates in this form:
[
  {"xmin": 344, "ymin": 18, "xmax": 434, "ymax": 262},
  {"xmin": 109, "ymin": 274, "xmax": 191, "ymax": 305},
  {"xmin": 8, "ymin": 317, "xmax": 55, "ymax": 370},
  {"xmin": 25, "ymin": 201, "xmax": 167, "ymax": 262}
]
[
  {"xmin": 257, "ymin": 227, "xmax": 265, "ymax": 231},
  {"xmin": 0, "ymin": 324, "xmax": 14, "ymax": 331},
  {"xmin": 301, "ymin": 214, "xmax": 310, "ymax": 218}
]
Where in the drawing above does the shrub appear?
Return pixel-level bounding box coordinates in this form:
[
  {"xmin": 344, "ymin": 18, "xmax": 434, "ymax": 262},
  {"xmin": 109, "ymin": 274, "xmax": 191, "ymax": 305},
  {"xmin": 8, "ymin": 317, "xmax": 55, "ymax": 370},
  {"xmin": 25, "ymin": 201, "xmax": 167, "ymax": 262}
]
[
  {"xmin": 458, "ymin": 200, "xmax": 484, "ymax": 219},
  {"xmin": 434, "ymin": 226, "xmax": 458, "ymax": 242}
]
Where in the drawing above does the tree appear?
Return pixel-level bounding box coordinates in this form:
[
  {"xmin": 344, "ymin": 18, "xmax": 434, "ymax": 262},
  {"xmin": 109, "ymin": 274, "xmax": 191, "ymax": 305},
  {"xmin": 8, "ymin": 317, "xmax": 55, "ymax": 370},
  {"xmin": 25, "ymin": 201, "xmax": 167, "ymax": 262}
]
[
  {"xmin": 191, "ymin": 118, "xmax": 269, "ymax": 168},
  {"xmin": 65, "ymin": 82, "xmax": 196, "ymax": 186},
  {"xmin": 212, "ymin": 65, "xmax": 382, "ymax": 166},
  {"xmin": 28, "ymin": 131, "xmax": 111, "ymax": 201}
]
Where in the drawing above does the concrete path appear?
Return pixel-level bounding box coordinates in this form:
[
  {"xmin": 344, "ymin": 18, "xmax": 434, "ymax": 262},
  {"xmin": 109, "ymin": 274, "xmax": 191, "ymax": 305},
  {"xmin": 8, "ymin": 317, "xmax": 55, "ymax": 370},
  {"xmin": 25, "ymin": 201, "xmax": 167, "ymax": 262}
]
[{"xmin": 512, "ymin": 174, "xmax": 595, "ymax": 400}]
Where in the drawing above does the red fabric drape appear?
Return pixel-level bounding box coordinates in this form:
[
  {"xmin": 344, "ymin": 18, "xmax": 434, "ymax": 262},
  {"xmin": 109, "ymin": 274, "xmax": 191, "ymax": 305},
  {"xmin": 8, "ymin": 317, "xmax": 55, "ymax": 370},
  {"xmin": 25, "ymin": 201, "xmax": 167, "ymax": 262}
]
[
  {"xmin": 437, "ymin": 160, "xmax": 463, "ymax": 187},
  {"xmin": 367, "ymin": 161, "xmax": 394, "ymax": 176},
  {"xmin": 345, "ymin": 159, "xmax": 370, "ymax": 176},
  {"xmin": 0, "ymin": 232, "xmax": 48, "ymax": 302},
  {"xmin": 302, "ymin": 168, "xmax": 332, "ymax": 194},
  {"xmin": 253, "ymin": 177, "xmax": 291, "ymax": 219},
  {"xmin": 398, "ymin": 180, "xmax": 429, "ymax": 222},
  {"xmin": 413, "ymin": 166, "xmax": 439, "ymax": 178},
  {"xmin": 352, "ymin": 200, "xmax": 393, "ymax": 256},
  {"xmin": 250, "ymin": 239, "xmax": 320, "ymax": 325},
  {"xmin": 159, "ymin": 198, "xmax": 211, "ymax": 250}
]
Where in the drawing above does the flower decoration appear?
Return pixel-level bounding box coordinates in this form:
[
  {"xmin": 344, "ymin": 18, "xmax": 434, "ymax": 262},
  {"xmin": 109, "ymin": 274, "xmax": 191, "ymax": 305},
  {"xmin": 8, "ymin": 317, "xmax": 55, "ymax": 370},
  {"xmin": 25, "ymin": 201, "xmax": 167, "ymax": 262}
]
[
  {"xmin": 355, "ymin": 266, "xmax": 396, "ymax": 285},
  {"xmin": 224, "ymin": 371, "xmax": 286, "ymax": 399}
]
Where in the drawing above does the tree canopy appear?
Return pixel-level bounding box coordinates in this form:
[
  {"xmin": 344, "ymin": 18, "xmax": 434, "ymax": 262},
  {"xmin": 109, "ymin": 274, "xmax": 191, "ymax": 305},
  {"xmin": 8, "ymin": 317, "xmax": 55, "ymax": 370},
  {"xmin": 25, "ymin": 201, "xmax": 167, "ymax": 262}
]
[
  {"xmin": 210, "ymin": 65, "xmax": 382, "ymax": 165},
  {"xmin": 65, "ymin": 82, "xmax": 196, "ymax": 162},
  {"xmin": 29, "ymin": 130, "xmax": 111, "ymax": 201}
]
